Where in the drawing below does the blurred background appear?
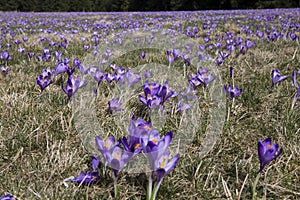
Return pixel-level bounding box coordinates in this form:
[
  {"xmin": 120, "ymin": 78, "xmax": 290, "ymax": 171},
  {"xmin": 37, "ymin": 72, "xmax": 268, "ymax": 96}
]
[{"xmin": 0, "ymin": 0, "xmax": 299, "ymax": 12}]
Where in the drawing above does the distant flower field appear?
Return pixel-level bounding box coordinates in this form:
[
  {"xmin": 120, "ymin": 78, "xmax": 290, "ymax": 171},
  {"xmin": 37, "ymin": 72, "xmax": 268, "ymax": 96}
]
[{"xmin": 0, "ymin": 9, "xmax": 299, "ymax": 199}]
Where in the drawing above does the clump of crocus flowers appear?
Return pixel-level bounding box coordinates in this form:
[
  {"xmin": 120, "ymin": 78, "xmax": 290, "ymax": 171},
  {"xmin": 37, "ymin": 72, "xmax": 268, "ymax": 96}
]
[
  {"xmin": 139, "ymin": 81, "xmax": 177, "ymax": 111},
  {"xmin": 66, "ymin": 115, "xmax": 180, "ymax": 200},
  {"xmin": 188, "ymin": 67, "xmax": 215, "ymax": 88}
]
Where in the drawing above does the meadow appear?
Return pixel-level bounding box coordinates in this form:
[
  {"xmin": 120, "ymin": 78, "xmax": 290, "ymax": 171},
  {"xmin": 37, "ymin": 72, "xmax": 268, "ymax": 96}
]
[{"xmin": 0, "ymin": 9, "xmax": 299, "ymax": 199}]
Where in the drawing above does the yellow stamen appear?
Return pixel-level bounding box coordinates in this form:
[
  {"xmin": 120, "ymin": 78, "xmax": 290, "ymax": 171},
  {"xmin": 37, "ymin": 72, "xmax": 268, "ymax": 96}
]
[
  {"xmin": 160, "ymin": 157, "xmax": 167, "ymax": 168},
  {"xmin": 267, "ymin": 144, "xmax": 271, "ymax": 148},
  {"xmin": 144, "ymin": 125, "xmax": 151, "ymax": 131},
  {"xmin": 150, "ymin": 85, "xmax": 153, "ymax": 91},
  {"xmin": 152, "ymin": 139, "xmax": 158, "ymax": 143},
  {"xmin": 113, "ymin": 150, "xmax": 121, "ymax": 160},
  {"xmin": 134, "ymin": 144, "xmax": 140, "ymax": 149}
]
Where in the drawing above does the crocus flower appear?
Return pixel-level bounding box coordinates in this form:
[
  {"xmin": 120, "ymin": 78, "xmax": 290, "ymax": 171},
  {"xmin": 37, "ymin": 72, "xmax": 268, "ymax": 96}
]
[
  {"xmin": 0, "ymin": 66, "xmax": 11, "ymax": 77},
  {"xmin": 27, "ymin": 52, "xmax": 34, "ymax": 59},
  {"xmin": 225, "ymin": 85, "xmax": 242, "ymax": 100},
  {"xmin": 219, "ymin": 51, "xmax": 230, "ymax": 60},
  {"xmin": 166, "ymin": 50, "xmax": 177, "ymax": 66},
  {"xmin": 106, "ymin": 73, "xmax": 115, "ymax": 83},
  {"xmin": 78, "ymin": 64, "xmax": 90, "ymax": 75},
  {"xmin": 157, "ymin": 81, "xmax": 177, "ymax": 105},
  {"xmin": 90, "ymin": 69, "xmax": 105, "ymax": 85},
  {"xmin": 62, "ymin": 75, "xmax": 86, "ymax": 100},
  {"xmin": 188, "ymin": 73, "xmax": 202, "ymax": 88},
  {"xmin": 139, "ymin": 51, "xmax": 146, "ymax": 59},
  {"xmin": 67, "ymin": 155, "xmax": 100, "ymax": 184},
  {"xmin": 245, "ymin": 39, "xmax": 255, "ymax": 49},
  {"xmin": 1, "ymin": 50, "xmax": 12, "ymax": 60},
  {"xmin": 143, "ymin": 131, "xmax": 173, "ymax": 171},
  {"xmin": 121, "ymin": 115, "xmax": 155, "ymax": 154},
  {"xmin": 125, "ymin": 70, "xmax": 141, "ymax": 86},
  {"xmin": 55, "ymin": 62, "xmax": 75, "ymax": 76},
  {"xmin": 108, "ymin": 98, "xmax": 122, "ymax": 111},
  {"xmin": 258, "ymin": 138, "xmax": 282, "ymax": 173},
  {"xmin": 144, "ymin": 70, "xmax": 152, "ymax": 78},
  {"xmin": 95, "ymin": 136, "xmax": 119, "ymax": 167},
  {"xmin": 139, "ymin": 82, "xmax": 161, "ymax": 109},
  {"xmin": 36, "ymin": 68, "xmax": 54, "ymax": 92},
  {"xmin": 197, "ymin": 67, "xmax": 215, "ymax": 87},
  {"xmin": 155, "ymin": 151, "xmax": 180, "ymax": 182},
  {"xmin": 107, "ymin": 146, "xmax": 132, "ymax": 177},
  {"xmin": 84, "ymin": 45, "xmax": 90, "ymax": 51},
  {"xmin": 216, "ymin": 57, "xmax": 224, "ymax": 65},
  {"xmin": 176, "ymin": 100, "xmax": 192, "ymax": 112},
  {"xmin": 0, "ymin": 194, "xmax": 15, "ymax": 200},
  {"xmin": 271, "ymin": 69, "xmax": 288, "ymax": 87}
]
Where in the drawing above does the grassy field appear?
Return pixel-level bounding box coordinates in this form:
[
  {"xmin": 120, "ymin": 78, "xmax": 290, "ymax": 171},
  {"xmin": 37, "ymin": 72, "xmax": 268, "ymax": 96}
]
[{"xmin": 0, "ymin": 9, "xmax": 299, "ymax": 199}]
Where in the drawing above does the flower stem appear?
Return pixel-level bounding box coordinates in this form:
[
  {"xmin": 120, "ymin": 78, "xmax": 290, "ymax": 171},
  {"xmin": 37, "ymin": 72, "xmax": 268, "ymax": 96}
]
[
  {"xmin": 113, "ymin": 176, "xmax": 118, "ymax": 199},
  {"xmin": 252, "ymin": 173, "xmax": 261, "ymax": 200},
  {"xmin": 151, "ymin": 179, "xmax": 163, "ymax": 200},
  {"xmin": 147, "ymin": 175, "xmax": 153, "ymax": 200}
]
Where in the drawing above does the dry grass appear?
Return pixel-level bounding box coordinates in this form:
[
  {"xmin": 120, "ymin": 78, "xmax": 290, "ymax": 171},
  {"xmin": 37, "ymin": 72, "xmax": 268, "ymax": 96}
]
[{"xmin": 0, "ymin": 11, "xmax": 299, "ymax": 200}]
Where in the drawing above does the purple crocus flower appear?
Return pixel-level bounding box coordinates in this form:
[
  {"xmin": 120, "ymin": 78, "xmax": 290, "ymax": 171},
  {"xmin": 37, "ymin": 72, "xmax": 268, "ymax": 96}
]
[
  {"xmin": 95, "ymin": 136, "xmax": 119, "ymax": 167},
  {"xmin": 143, "ymin": 131, "xmax": 180, "ymax": 183},
  {"xmin": 155, "ymin": 151, "xmax": 180, "ymax": 183},
  {"xmin": 0, "ymin": 194, "xmax": 15, "ymax": 200},
  {"xmin": 18, "ymin": 47, "xmax": 25, "ymax": 54},
  {"xmin": 125, "ymin": 70, "xmax": 141, "ymax": 86},
  {"xmin": 107, "ymin": 146, "xmax": 132, "ymax": 177},
  {"xmin": 62, "ymin": 75, "xmax": 87, "ymax": 100},
  {"xmin": 216, "ymin": 57, "xmax": 223, "ymax": 65},
  {"xmin": 54, "ymin": 62, "xmax": 68, "ymax": 75},
  {"xmin": 139, "ymin": 82, "xmax": 161, "ymax": 109},
  {"xmin": 108, "ymin": 98, "xmax": 122, "ymax": 111},
  {"xmin": 197, "ymin": 68, "xmax": 215, "ymax": 87},
  {"xmin": 271, "ymin": 69, "xmax": 288, "ymax": 86},
  {"xmin": 73, "ymin": 58, "xmax": 81, "ymax": 68},
  {"xmin": 176, "ymin": 100, "xmax": 192, "ymax": 112},
  {"xmin": 157, "ymin": 81, "xmax": 177, "ymax": 104},
  {"xmin": 84, "ymin": 45, "xmax": 90, "ymax": 51},
  {"xmin": 144, "ymin": 70, "xmax": 152, "ymax": 78},
  {"xmin": 27, "ymin": 52, "xmax": 34, "ymax": 59},
  {"xmin": 143, "ymin": 132, "xmax": 173, "ymax": 170},
  {"xmin": 258, "ymin": 138, "xmax": 282, "ymax": 173},
  {"xmin": 219, "ymin": 51, "xmax": 230, "ymax": 60},
  {"xmin": 36, "ymin": 67, "xmax": 54, "ymax": 92},
  {"xmin": 106, "ymin": 72, "xmax": 115, "ymax": 83},
  {"xmin": 55, "ymin": 62, "xmax": 75, "ymax": 76},
  {"xmin": 166, "ymin": 50, "xmax": 174, "ymax": 65},
  {"xmin": 67, "ymin": 155, "xmax": 100, "ymax": 184},
  {"xmin": 188, "ymin": 73, "xmax": 202, "ymax": 88},
  {"xmin": 90, "ymin": 69, "xmax": 105, "ymax": 85},
  {"xmin": 0, "ymin": 66, "xmax": 11, "ymax": 77},
  {"xmin": 1, "ymin": 50, "xmax": 12, "ymax": 60},
  {"xmin": 139, "ymin": 51, "xmax": 146, "ymax": 59},
  {"xmin": 225, "ymin": 85, "xmax": 242, "ymax": 100},
  {"xmin": 121, "ymin": 115, "xmax": 156, "ymax": 153},
  {"xmin": 55, "ymin": 51, "xmax": 62, "ymax": 60},
  {"xmin": 245, "ymin": 39, "xmax": 255, "ymax": 49}
]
